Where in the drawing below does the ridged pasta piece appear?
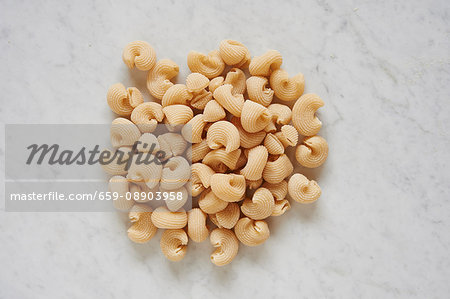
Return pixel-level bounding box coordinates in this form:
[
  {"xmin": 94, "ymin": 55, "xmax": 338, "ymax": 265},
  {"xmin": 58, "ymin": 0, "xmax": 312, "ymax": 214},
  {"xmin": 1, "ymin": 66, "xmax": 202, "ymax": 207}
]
[
  {"xmin": 240, "ymin": 145, "xmax": 268, "ymax": 180},
  {"xmin": 163, "ymin": 185, "xmax": 189, "ymax": 212},
  {"xmin": 240, "ymin": 100, "xmax": 272, "ymax": 133},
  {"xmin": 203, "ymin": 100, "xmax": 226, "ymax": 122},
  {"xmin": 151, "ymin": 206, "xmax": 188, "ymax": 229},
  {"xmin": 160, "ymin": 156, "xmax": 190, "ymax": 190},
  {"xmin": 288, "ymin": 173, "xmax": 321, "ymax": 203},
  {"xmin": 109, "ymin": 176, "xmax": 134, "ymax": 211},
  {"xmin": 268, "ymin": 103, "xmax": 292, "ymax": 125},
  {"xmin": 213, "ymin": 84, "xmax": 244, "ymax": 117},
  {"xmin": 210, "ymin": 228, "xmax": 239, "ymax": 266},
  {"xmin": 262, "ymin": 154, "xmax": 293, "ymax": 184},
  {"xmin": 157, "ymin": 133, "xmax": 187, "ymax": 160},
  {"xmin": 234, "ymin": 217, "xmax": 270, "ymax": 246},
  {"xmin": 161, "ymin": 84, "xmax": 193, "ymax": 107},
  {"xmin": 107, "ymin": 83, "xmax": 144, "ymax": 116},
  {"xmin": 131, "ymin": 102, "xmax": 164, "ymax": 133},
  {"xmin": 187, "ymin": 50, "xmax": 225, "ymax": 79},
  {"xmin": 277, "ymin": 125, "xmax": 298, "ymax": 147},
  {"xmin": 295, "ymin": 135, "xmax": 328, "ymax": 168},
  {"xmin": 246, "ymin": 76, "xmax": 274, "ymax": 107},
  {"xmin": 122, "ymin": 41, "xmax": 156, "ymax": 71},
  {"xmin": 264, "ymin": 133, "xmax": 285, "ymax": 155},
  {"xmin": 160, "ymin": 229, "xmax": 188, "ymax": 261},
  {"xmin": 162, "ymin": 104, "xmax": 193, "ymax": 131},
  {"xmin": 223, "ymin": 68, "xmax": 246, "ymax": 95},
  {"xmin": 246, "ymin": 178, "xmax": 263, "ymax": 190},
  {"xmin": 126, "ymin": 155, "xmax": 163, "ymax": 189},
  {"xmin": 269, "ymin": 69, "xmax": 305, "ymax": 101},
  {"xmin": 209, "ymin": 213, "xmax": 221, "ymax": 228},
  {"xmin": 203, "ymin": 148, "xmax": 241, "ymax": 172},
  {"xmin": 181, "ymin": 114, "xmax": 206, "ymax": 143},
  {"xmin": 219, "ymin": 39, "xmax": 250, "ymax": 67},
  {"xmin": 208, "ymin": 76, "xmax": 224, "ymax": 93},
  {"xmin": 198, "ymin": 189, "xmax": 228, "ymax": 214},
  {"xmin": 136, "ymin": 133, "xmax": 160, "ymax": 153},
  {"xmin": 210, "ymin": 173, "xmax": 246, "ymax": 202},
  {"xmin": 292, "ymin": 93, "xmax": 324, "ymax": 136},
  {"xmin": 190, "ymin": 89, "xmax": 213, "ymax": 110},
  {"xmin": 101, "ymin": 147, "xmax": 131, "ymax": 175},
  {"xmin": 249, "ymin": 50, "xmax": 282, "ymax": 76},
  {"xmin": 206, "ymin": 120, "xmax": 240, "ymax": 153},
  {"xmin": 110, "ymin": 118, "xmax": 141, "ymax": 148},
  {"xmin": 186, "ymin": 73, "xmax": 210, "ymax": 93},
  {"xmin": 187, "ymin": 208, "xmax": 209, "ymax": 242},
  {"xmin": 271, "ymin": 199, "xmax": 290, "ymax": 216},
  {"xmin": 147, "ymin": 59, "xmax": 179, "ymax": 100},
  {"xmin": 127, "ymin": 204, "xmax": 157, "ymax": 243},
  {"xmin": 216, "ymin": 203, "xmax": 240, "ymax": 229},
  {"xmin": 191, "ymin": 163, "xmax": 215, "ymax": 196},
  {"xmin": 230, "ymin": 117, "xmax": 266, "ymax": 149},
  {"xmin": 191, "ymin": 139, "xmax": 210, "ymax": 162},
  {"xmin": 262, "ymin": 180, "xmax": 288, "ymax": 201},
  {"xmin": 241, "ymin": 188, "xmax": 274, "ymax": 220}
]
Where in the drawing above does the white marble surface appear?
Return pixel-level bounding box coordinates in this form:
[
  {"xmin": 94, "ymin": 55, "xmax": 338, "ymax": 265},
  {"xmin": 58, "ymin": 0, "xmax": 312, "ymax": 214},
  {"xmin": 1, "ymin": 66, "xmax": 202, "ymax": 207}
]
[{"xmin": 1, "ymin": 0, "xmax": 450, "ymax": 298}]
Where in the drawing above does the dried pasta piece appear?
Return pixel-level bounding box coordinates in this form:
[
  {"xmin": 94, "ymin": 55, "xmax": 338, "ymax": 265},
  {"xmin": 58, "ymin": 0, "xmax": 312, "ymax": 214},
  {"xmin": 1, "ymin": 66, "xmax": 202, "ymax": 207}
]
[
  {"xmin": 136, "ymin": 133, "xmax": 160, "ymax": 153},
  {"xmin": 240, "ymin": 145, "xmax": 268, "ymax": 181},
  {"xmin": 126, "ymin": 155, "xmax": 163, "ymax": 189},
  {"xmin": 181, "ymin": 114, "xmax": 206, "ymax": 143},
  {"xmin": 295, "ymin": 135, "xmax": 328, "ymax": 168},
  {"xmin": 162, "ymin": 104, "xmax": 193, "ymax": 131},
  {"xmin": 162, "ymin": 84, "xmax": 193, "ymax": 107},
  {"xmin": 240, "ymin": 100, "xmax": 272, "ymax": 133},
  {"xmin": 198, "ymin": 189, "xmax": 228, "ymax": 214},
  {"xmin": 190, "ymin": 89, "xmax": 213, "ymax": 110},
  {"xmin": 147, "ymin": 59, "xmax": 179, "ymax": 100},
  {"xmin": 264, "ymin": 133, "xmax": 284, "ymax": 155},
  {"xmin": 160, "ymin": 156, "xmax": 190, "ymax": 190},
  {"xmin": 203, "ymin": 100, "xmax": 226, "ymax": 122},
  {"xmin": 216, "ymin": 203, "xmax": 240, "ymax": 229},
  {"xmin": 223, "ymin": 68, "xmax": 246, "ymax": 95},
  {"xmin": 208, "ymin": 76, "xmax": 224, "ymax": 93},
  {"xmin": 249, "ymin": 50, "xmax": 282, "ymax": 76},
  {"xmin": 219, "ymin": 39, "xmax": 250, "ymax": 67},
  {"xmin": 246, "ymin": 178, "xmax": 263, "ymax": 190},
  {"xmin": 107, "ymin": 83, "xmax": 144, "ymax": 116},
  {"xmin": 241, "ymin": 188, "xmax": 274, "ymax": 220},
  {"xmin": 191, "ymin": 163, "xmax": 215, "ymax": 196},
  {"xmin": 269, "ymin": 69, "xmax": 305, "ymax": 101},
  {"xmin": 246, "ymin": 76, "xmax": 274, "ymax": 107},
  {"xmin": 127, "ymin": 204, "xmax": 157, "ymax": 243},
  {"xmin": 277, "ymin": 125, "xmax": 298, "ymax": 147},
  {"xmin": 271, "ymin": 199, "xmax": 290, "ymax": 216},
  {"xmin": 262, "ymin": 180, "xmax": 288, "ymax": 201},
  {"xmin": 210, "ymin": 228, "xmax": 239, "ymax": 266},
  {"xmin": 187, "ymin": 50, "xmax": 225, "ymax": 79},
  {"xmin": 209, "ymin": 213, "xmax": 221, "ymax": 228},
  {"xmin": 206, "ymin": 120, "xmax": 240, "ymax": 153},
  {"xmin": 109, "ymin": 176, "xmax": 134, "ymax": 211},
  {"xmin": 160, "ymin": 229, "xmax": 188, "ymax": 262},
  {"xmin": 262, "ymin": 154, "xmax": 293, "ymax": 184},
  {"xmin": 131, "ymin": 102, "xmax": 164, "ymax": 133},
  {"xmin": 203, "ymin": 148, "xmax": 241, "ymax": 172},
  {"xmin": 213, "ymin": 84, "xmax": 245, "ymax": 117},
  {"xmin": 230, "ymin": 117, "xmax": 266, "ymax": 149},
  {"xmin": 191, "ymin": 139, "xmax": 210, "ymax": 162},
  {"xmin": 267, "ymin": 103, "xmax": 292, "ymax": 125},
  {"xmin": 162, "ymin": 186, "xmax": 189, "ymax": 212},
  {"xmin": 288, "ymin": 173, "xmax": 321, "ymax": 203},
  {"xmin": 234, "ymin": 217, "xmax": 270, "ymax": 246},
  {"xmin": 292, "ymin": 93, "xmax": 324, "ymax": 136},
  {"xmin": 151, "ymin": 206, "xmax": 188, "ymax": 229},
  {"xmin": 186, "ymin": 73, "xmax": 210, "ymax": 93},
  {"xmin": 210, "ymin": 173, "xmax": 246, "ymax": 202},
  {"xmin": 157, "ymin": 133, "xmax": 187, "ymax": 160},
  {"xmin": 187, "ymin": 208, "xmax": 209, "ymax": 243},
  {"xmin": 101, "ymin": 147, "xmax": 131, "ymax": 175},
  {"xmin": 110, "ymin": 118, "xmax": 141, "ymax": 148},
  {"xmin": 122, "ymin": 40, "xmax": 156, "ymax": 71}
]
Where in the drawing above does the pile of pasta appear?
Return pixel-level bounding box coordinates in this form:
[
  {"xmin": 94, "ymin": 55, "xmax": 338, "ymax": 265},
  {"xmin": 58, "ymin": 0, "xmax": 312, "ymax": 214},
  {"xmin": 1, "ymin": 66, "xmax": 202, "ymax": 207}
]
[{"xmin": 105, "ymin": 40, "xmax": 328, "ymax": 266}]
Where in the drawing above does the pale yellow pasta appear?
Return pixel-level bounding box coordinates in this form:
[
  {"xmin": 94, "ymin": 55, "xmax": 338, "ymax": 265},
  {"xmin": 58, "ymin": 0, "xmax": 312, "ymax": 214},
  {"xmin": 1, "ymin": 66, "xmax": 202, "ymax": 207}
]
[
  {"xmin": 161, "ymin": 84, "xmax": 193, "ymax": 107},
  {"xmin": 269, "ymin": 69, "xmax": 305, "ymax": 101},
  {"xmin": 160, "ymin": 229, "xmax": 188, "ymax": 262},
  {"xmin": 191, "ymin": 139, "xmax": 211, "ymax": 162},
  {"xmin": 198, "ymin": 189, "xmax": 228, "ymax": 214},
  {"xmin": 219, "ymin": 39, "xmax": 250, "ymax": 67},
  {"xmin": 203, "ymin": 148, "xmax": 241, "ymax": 172},
  {"xmin": 234, "ymin": 217, "xmax": 270, "ymax": 246},
  {"xmin": 206, "ymin": 120, "xmax": 240, "ymax": 153},
  {"xmin": 209, "ymin": 213, "xmax": 221, "ymax": 228},
  {"xmin": 163, "ymin": 186, "xmax": 189, "ymax": 212},
  {"xmin": 127, "ymin": 204, "xmax": 157, "ymax": 243},
  {"xmin": 262, "ymin": 180, "xmax": 288, "ymax": 201},
  {"xmin": 190, "ymin": 89, "xmax": 213, "ymax": 110},
  {"xmin": 295, "ymin": 135, "xmax": 328, "ymax": 168},
  {"xmin": 246, "ymin": 76, "xmax": 274, "ymax": 107},
  {"xmin": 203, "ymin": 100, "xmax": 226, "ymax": 122},
  {"xmin": 212, "ymin": 84, "xmax": 244, "ymax": 117},
  {"xmin": 267, "ymin": 103, "xmax": 292, "ymax": 125},
  {"xmin": 131, "ymin": 102, "xmax": 164, "ymax": 133},
  {"xmin": 109, "ymin": 176, "xmax": 134, "ymax": 211},
  {"xmin": 162, "ymin": 104, "xmax": 193, "ymax": 131},
  {"xmin": 208, "ymin": 76, "xmax": 224, "ymax": 93},
  {"xmin": 262, "ymin": 154, "xmax": 294, "ymax": 184},
  {"xmin": 181, "ymin": 114, "xmax": 206, "ymax": 143},
  {"xmin": 136, "ymin": 133, "xmax": 160, "ymax": 154},
  {"xmin": 240, "ymin": 145, "xmax": 268, "ymax": 181},
  {"xmin": 110, "ymin": 118, "xmax": 141, "ymax": 148},
  {"xmin": 291, "ymin": 93, "xmax": 324, "ymax": 136},
  {"xmin": 216, "ymin": 202, "xmax": 240, "ymax": 229},
  {"xmin": 151, "ymin": 206, "xmax": 188, "ymax": 229},
  {"xmin": 186, "ymin": 73, "xmax": 210, "ymax": 93},
  {"xmin": 249, "ymin": 50, "xmax": 282, "ymax": 76},
  {"xmin": 271, "ymin": 199, "xmax": 290, "ymax": 216},
  {"xmin": 210, "ymin": 173, "xmax": 246, "ymax": 202},
  {"xmin": 191, "ymin": 163, "xmax": 215, "ymax": 196},
  {"xmin": 101, "ymin": 147, "xmax": 131, "ymax": 175},
  {"xmin": 246, "ymin": 178, "xmax": 263, "ymax": 190},
  {"xmin": 160, "ymin": 156, "xmax": 190, "ymax": 190},
  {"xmin": 264, "ymin": 133, "xmax": 285, "ymax": 155},
  {"xmin": 210, "ymin": 228, "xmax": 239, "ymax": 266},
  {"xmin": 107, "ymin": 83, "xmax": 144, "ymax": 116},
  {"xmin": 230, "ymin": 117, "xmax": 266, "ymax": 149},
  {"xmin": 241, "ymin": 188, "xmax": 274, "ymax": 220},
  {"xmin": 223, "ymin": 68, "xmax": 246, "ymax": 95},
  {"xmin": 240, "ymin": 100, "xmax": 272, "ymax": 133},
  {"xmin": 187, "ymin": 50, "xmax": 225, "ymax": 79},
  {"xmin": 157, "ymin": 133, "xmax": 188, "ymax": 160},
  {"xmin": 288, "ymin": 173, "xmax": 321, "ymax": 203},
  {"xmin": 126, "ymin": 155, "xmax": 163, "ymax": 189},
  {"xmin": 147, "ymin": 59, "xmax": 179, "ymax": 100},
  {"xmin": 278, "ymin": 125, "xmax": 298, "ymax": 147},
  {"xmin": 187, "ymin": 208, "xmax": 209, "ymax": 243},
  {"xmin": 122, "ymin": 40, "xmax": 156, "ymax": 71}
]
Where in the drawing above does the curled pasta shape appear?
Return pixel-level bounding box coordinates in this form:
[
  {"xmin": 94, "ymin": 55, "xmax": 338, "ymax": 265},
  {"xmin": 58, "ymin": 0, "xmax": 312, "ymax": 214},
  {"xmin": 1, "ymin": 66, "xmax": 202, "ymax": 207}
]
[
  {"xmin": 216, "ymin": 202, "xmax": 240, "ymax": 229},
  {"xmin": 191, "ymin": 139, "xmax": 210, "ymax": 162},
  {"xmin": 206, "ymin": 120, "xmax": 240, "ymax": 153},
  {"xmin": 122, "ymin": 40, "xmax": 156, "ymax": 71},
  {"xmin": 288, "ymin": 173, "xmax": 321, "ymax": 203},
  {"xmin": 230, "ymin": 117, "xmax": 266, "ymax": 149},
  {"xmin": 131, "ymin": 102, "xmax": 164, "ymax": 133},
  {"xmin": 210, "ymin": 173, "xmax": 246, "ymax": 202},
  {"xmin": 203, "ymin": 148, "xmax": 241, "ymax": 173},
  {"xmin": 162, "ymin": 104, "xmax": 193, "ymax": 131},
  {"xmin": 270, "ymin": 69, "xmax": 305, "ymax": 101},
  {"xmin": 162, "ymin": 84, "xmax": 193, "ymax": 107},
  {"xmin": 151, "ymin": 206, "xmax": 188, "ymax": 229},
  {"xmin": 186, "ymin": 73, "xmax": 210, "ymax": 93},
  {"xmin": 191, "ymin": 163, "xmax": 215, "ymax": 196},
  {"xmin": 209, "ymin": 213, "xmax": 221, "ymax": 227},
  {"xmin": 126, "ymin": 155, "xmax": 163, "ymax": 189},
  {"xmin": 109, "ymin": 176, "xmax": 134, "ymax": 211},
  {"xmin": 208, "ymin": 76, "xmax": 224, "ymax": 93},
  {"xmin": 246, "ymin": 178, "xmax": 263, "ymax": 190},
  {"xmin": 210, "ymin": 228, "xmax": 239, "ymax": 266},
  {"xmin": 110, "ymin": 118, "xmax": 141, "ymax": 148},
  {"xmin": 181, "ymin": 114, "xmax": 206, "ymax": 143},
  {"xmin": 264, "ymin": 133, "xmax": 284, "ymax": 155},
  {"xmin": 278, "ymin": 125, "xmax": 298, "ymax": 147},
  {"xmin": 268, "ymin": 104, "xmax": 292, "ymax": 125},
  {"xmin": 249, "ymin": 50, "xmax": 282, "ymax": 76},
  {"xmin": 136, "ymin": 133, "xmax": 160, "ymax": 154},
  {"xmin": 246, "ymin": 76, "xmax": 274, "ymax": 107},
  {"xmin": 292, "ymin": 93, "xmax": 324, "ymax": 136},
  {"xmin": 187, "ymin": 208, "xmax": 209, "ymax": 243},
  {"xmin": 187, "ymin": 50, "xmax": 225, "ymax": 79},
  {"xmin": 240, "ymin": 145, "xmax": 268, "ymax": 181},
  {"xmin": 241, "ymin": 188, "xmax": 274, "ymax": 220},
  {"xmin": 295, "ymin": 135, "xmax": 328, "ymax": 168},
  {"xmin": 219, "ymin": 39, "xmax": 250, "ymax": 67},
  {"xmin": 240, "ymin": 100, "xmax": 272, "ymax": 133},
  {"xmin": 163, "ymin": 186, "xmax": 189, "ymax": 212},
  {"xmin": 203, "ymin": 100, "xmax": 226, "ymax": 122},
  {"xmin": 262, "ymin": 180, "xmax": 288, "ymax": 201},
  {"xmin": 271, "ymin": 199, "xmax": 290, "ymax": 216},
  {"xmin": 198, "ymin": 189, "xmax": 228, "ymax": 214},
  {"xmin": 223, "ymin": 68, "xmax": 246, "ymax": 95},
  {"xmin": 234, "ymin": 217, "xmax": 270, "ymax": 246},
  {"xmin": 190, "ymin": 89, "xmax": 213, "ymax": 110},
  {"xmin": 107, "ymin": 83, "xmax": 144, "ymax": 116},
  {"xmin": 213, "ymin": 84, "xmax": 244, "ymax": 117},
  {"xmin": 160, "ymin": 229, "xmax": 188, "ymax": 262},
  {"xmin": 127, "ymin": 204, "xmax": 157, "ymax": 243},
  {"xmin": 160, "ymin": 156, "xmax": 190, "ymax": 190},
  {"xmin": 262, "ymin": 154, "xmax": 294, "ymax": 184},
  {"xmin": 147, "ymin": 59, "xmax": 179, "ymax": 100},
  {"xmin": 101, "ymin": 147, "xmax": 131, "ymax": 175},
  {"xmin": 157, "ymin": 133, "xmax": 187, "ymax": 160}
]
